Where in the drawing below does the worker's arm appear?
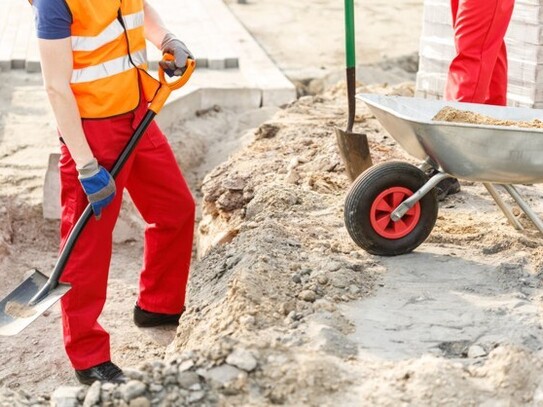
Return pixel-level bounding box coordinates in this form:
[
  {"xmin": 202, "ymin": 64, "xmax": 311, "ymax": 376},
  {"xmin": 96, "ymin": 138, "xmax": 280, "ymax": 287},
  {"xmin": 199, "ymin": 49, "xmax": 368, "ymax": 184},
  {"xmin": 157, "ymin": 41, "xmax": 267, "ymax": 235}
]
[
  {"xmin": 143, "ymin": 1, "xmax": 193, "ymax": 75},
  {"xmin": 38, "ymin": 37, "xmax": 93, "ymax": 168},
  {"xmin": 143, "ymin": 1, "xmax": 169, "ymax": 48},
  {"xmin": 38, "ymin": 37, "xmax": 116, "ymax": 218}
]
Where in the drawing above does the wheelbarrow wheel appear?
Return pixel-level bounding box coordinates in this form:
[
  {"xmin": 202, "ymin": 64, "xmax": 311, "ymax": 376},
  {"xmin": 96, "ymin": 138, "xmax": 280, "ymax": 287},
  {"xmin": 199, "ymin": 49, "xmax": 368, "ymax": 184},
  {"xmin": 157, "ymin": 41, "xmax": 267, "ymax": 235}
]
[{"xmin": 344, "ymin": 161, "xmax": 438, "ymax": 256}]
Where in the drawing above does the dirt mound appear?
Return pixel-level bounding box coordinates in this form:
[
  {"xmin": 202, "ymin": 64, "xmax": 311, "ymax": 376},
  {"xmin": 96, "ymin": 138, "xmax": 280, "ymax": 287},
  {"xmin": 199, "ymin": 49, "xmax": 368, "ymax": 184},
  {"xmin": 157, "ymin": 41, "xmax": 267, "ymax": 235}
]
[{"xmin": 172, "ymin": 82, "xmax": 543, "ymax": 406}]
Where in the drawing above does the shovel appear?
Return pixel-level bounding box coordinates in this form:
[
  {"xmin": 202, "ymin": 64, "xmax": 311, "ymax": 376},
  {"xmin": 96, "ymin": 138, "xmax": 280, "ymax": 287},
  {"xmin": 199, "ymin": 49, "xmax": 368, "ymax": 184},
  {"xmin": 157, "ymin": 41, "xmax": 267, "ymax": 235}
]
[
  {"xmin": 0, "ymin": 56, "xmax": 196, "ymax": 336},
  {"xmin": 335, "ymin": 0, "xmax": 373, "ymax": 182}
]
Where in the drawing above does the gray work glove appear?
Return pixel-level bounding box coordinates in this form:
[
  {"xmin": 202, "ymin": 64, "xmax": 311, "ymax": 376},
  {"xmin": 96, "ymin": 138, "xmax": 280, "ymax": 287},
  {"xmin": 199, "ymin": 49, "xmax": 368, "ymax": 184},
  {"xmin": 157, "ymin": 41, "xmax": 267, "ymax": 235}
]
[{"xmin": 159, "ymin": 32, "xmax": 194, "ymax": 77}]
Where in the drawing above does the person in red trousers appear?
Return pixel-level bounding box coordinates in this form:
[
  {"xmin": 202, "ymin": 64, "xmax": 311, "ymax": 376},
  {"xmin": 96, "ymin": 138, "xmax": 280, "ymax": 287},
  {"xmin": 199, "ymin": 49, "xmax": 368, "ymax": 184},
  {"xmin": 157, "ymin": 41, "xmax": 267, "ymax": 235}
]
[
  {"xmin": 30, "ymin": 0, "xmax": 195, "ymax": 385},
  {"xmin": 435, "ymin": 0, "xmax": 515, "ymax": 199},
  {"xmin": 446, "ymin": 0, "xmax": 515, "ymax": 105}
]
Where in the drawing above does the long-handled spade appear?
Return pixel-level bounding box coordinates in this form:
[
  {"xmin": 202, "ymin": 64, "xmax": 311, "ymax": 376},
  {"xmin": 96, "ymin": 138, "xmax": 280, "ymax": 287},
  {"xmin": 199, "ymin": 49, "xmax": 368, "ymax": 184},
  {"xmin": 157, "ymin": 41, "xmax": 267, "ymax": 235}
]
[
  {"xmin": 0, "ymin": 56, "xmax": 196, "ymax": 336},
  {"xmin": 335, "ymin": 0, "xmax": 373, "ymax": 181}
]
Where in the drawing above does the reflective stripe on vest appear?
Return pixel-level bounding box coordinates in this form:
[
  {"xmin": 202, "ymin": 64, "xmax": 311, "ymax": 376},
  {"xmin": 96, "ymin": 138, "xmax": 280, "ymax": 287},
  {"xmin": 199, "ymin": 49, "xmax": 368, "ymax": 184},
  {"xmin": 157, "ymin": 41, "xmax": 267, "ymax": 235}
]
[
  {"xmin": 65, "ymin": 0, "xmax": 158, "ymax": 119},
  {"xmin": 72, "ymin": 49, "xmax": 147, "ymax": 83},
  {"xmin": 71, "ymin": 12, "xmax": 144, "ymax": 52}
]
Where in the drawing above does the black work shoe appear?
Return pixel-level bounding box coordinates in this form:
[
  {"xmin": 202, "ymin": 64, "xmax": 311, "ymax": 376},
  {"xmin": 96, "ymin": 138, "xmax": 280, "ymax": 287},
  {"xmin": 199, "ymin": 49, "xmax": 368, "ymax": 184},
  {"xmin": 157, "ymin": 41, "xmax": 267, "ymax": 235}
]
[
  {"xmin": 134, "ymin": 304, "xmax": 184, "ymax": 327},
  {"xmin": 425, "ymin": 168, "xmax": 461, "ymax": 201},
  {"xmin": 435, "ymin": 177, "xmax": 461, "ymax": 201},
  {"xmin": 75, "ymin": 361, "xmax": 126, "ymax": 385}
]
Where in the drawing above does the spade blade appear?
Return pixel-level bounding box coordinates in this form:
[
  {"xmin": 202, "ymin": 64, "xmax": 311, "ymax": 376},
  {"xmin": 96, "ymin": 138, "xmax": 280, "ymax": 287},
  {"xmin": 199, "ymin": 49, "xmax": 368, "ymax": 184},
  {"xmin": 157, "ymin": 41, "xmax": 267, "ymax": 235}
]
[{"xmin": 0, "ymin": 269, "xmax": 70, "ymax": 336}]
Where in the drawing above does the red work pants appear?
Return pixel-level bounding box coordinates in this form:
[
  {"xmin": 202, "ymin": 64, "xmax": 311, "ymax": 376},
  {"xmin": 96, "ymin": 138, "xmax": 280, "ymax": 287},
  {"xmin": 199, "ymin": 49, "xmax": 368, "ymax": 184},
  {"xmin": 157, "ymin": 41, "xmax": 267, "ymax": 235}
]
[
  {"xmin": 59, "ymin": 100, "xmax": 195, "ymax": 370},
  {"xmin": 445, "ymin": 0, "xmax": 514, "ymax": 106}
]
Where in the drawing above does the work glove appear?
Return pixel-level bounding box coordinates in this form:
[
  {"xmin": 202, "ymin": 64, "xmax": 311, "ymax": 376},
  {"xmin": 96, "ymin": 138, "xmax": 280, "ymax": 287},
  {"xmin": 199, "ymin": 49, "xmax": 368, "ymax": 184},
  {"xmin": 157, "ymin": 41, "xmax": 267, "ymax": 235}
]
[
  {"xmin": 159, "ymin": 32, "xmax": 194, "ymax": 77},
  {"xmin": 77, "ymin": 158, "xmax": 116, "ymax": 220}
]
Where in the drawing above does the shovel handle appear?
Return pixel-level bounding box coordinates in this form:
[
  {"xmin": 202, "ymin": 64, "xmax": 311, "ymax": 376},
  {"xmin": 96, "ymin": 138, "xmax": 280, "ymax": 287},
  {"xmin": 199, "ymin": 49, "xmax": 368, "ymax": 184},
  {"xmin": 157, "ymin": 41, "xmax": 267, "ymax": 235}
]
[
  {"xmin": 29, "ymin": 56, "xmax": 195, "ymax": 306},
  {"xmin": 343, "ymin": 0, "xmax": 357, "ymax": 132},
  {"xmin": 150, "ymin": 55, "xmax": 196, "ymax": 114},
  {"xmin": 344, "ymin": 0, "xmax": 356, "ymax": 69}
]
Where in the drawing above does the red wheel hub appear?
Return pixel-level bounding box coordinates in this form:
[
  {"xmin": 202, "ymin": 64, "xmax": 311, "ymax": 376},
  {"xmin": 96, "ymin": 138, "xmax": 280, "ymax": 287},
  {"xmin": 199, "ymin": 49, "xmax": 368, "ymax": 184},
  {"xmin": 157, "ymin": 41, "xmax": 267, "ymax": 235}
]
[{"xmin": 370, "ymin": 186, "xmax": 421, "ymax": 239}]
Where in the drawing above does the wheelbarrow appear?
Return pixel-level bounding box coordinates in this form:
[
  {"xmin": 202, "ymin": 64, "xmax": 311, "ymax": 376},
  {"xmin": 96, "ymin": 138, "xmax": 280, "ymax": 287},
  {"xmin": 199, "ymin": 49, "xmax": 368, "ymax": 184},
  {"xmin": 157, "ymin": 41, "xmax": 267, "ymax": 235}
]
[{"xmin": 344, "ymin": 93, "xmax": 543, "ymax": 256}]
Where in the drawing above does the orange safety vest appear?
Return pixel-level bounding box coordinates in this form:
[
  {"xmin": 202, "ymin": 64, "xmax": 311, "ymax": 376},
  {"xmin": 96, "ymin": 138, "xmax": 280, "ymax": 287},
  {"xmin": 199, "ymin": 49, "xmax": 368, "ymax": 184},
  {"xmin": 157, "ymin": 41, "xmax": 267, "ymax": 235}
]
[{"xmin": 64, "ymin": 0, "xmax": 160, "ymax": 118}]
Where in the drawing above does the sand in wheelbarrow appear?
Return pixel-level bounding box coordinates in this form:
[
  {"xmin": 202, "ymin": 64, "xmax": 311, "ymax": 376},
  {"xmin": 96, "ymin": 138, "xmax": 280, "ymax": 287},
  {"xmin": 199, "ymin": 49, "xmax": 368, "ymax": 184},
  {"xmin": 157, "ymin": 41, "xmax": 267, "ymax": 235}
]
[{"xmin": 434, "ymin": 106, "xmax": 543, "ymax": 128}]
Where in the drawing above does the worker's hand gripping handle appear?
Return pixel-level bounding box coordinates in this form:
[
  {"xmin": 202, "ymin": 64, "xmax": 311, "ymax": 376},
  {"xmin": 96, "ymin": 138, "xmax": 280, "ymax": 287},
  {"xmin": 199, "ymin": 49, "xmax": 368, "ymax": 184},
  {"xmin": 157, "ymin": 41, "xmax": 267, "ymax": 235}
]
[{"xmin": 150, "ymin": 54, "xmax": 196, "ymax": 114}]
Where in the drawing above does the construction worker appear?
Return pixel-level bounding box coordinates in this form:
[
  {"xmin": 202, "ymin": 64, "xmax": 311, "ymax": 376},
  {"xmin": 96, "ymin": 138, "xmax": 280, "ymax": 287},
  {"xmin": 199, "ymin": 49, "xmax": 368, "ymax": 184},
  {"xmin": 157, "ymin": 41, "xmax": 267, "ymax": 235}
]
[
  {"xmin": 436, "ymin": 0, "xmax": 515, "ymax": 199},
  {"xmin": 30, "ymin": 0, "xmax": 195, "ymax": 384}
]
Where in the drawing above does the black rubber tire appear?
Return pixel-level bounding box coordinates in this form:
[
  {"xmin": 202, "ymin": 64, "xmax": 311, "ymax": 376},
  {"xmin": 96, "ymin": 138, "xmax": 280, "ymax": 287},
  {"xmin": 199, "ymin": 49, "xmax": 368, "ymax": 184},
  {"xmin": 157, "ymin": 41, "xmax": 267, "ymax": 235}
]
[{"xmin": 344, "ymin": 161, "xmax": 438, "ymax": 256}]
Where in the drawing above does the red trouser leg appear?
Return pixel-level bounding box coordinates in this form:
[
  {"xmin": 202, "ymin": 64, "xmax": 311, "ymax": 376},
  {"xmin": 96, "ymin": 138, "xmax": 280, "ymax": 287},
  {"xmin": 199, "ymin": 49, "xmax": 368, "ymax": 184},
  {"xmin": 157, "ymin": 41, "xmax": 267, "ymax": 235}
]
[
  {"xmin": 59, "ymin": 106, "xmax": 194, "ymax": 370},
  {"xmin": 485, "ymin": 41, "xmax": 508, "ymax": 105},
  {"xmin": 445, "ymin": 0, "xmax": 514, "ymax": 105},
  {"xmin": 126, "ymin": 121, "xmax": 195, "ymax": 314}
]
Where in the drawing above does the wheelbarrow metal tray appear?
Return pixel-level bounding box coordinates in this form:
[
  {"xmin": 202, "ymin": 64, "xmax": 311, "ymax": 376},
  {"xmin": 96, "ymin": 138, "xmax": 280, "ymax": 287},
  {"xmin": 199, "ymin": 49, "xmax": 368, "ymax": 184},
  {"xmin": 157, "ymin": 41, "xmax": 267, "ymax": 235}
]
[{"xmin": 358, "ymin": 93, "xmax": 543, "ymax": 184}]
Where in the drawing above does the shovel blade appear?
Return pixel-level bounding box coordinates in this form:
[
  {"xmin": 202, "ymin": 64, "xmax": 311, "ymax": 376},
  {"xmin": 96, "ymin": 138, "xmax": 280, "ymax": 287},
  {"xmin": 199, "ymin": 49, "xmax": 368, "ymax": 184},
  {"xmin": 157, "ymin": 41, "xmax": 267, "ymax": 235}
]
[
  {"xmin": 0, "ymin": 269, "xmax": 70, "ymax": 336},
  {"xmin": 335, "ymin": 128, "xmax": 373, "ymax": 182}
]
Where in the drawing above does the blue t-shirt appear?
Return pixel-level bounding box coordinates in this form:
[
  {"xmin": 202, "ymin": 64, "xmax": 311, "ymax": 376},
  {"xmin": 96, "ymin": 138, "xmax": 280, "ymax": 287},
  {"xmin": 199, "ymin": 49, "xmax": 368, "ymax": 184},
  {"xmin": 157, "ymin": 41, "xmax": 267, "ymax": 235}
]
[{"xmin": 32, "ymin": 0, "xmax": 72, "ymax": 40}]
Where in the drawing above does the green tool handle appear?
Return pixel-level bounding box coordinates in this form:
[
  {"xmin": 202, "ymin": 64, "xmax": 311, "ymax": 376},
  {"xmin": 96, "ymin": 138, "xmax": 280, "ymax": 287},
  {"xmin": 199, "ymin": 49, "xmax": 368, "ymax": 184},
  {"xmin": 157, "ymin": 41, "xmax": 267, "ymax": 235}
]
[
  {"xmin": 344, "ymin": 0, "xmax": 357, "ymax": 132},
  {"xmin": 344, "ymin": 0, "xmax": 356, "ymax": 69}
]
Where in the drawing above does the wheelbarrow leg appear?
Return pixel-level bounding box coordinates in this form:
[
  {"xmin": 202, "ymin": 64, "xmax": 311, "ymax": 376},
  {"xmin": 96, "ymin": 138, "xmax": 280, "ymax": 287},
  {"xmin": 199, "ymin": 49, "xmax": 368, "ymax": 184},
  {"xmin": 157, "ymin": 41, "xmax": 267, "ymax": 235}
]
[
  {"xmin": 483, "ymin": 183, "xmax": 523, "ymax": 231},
  {"xmin": 501, "ymin": 184, "xmax": 543, "ymax": 235}
]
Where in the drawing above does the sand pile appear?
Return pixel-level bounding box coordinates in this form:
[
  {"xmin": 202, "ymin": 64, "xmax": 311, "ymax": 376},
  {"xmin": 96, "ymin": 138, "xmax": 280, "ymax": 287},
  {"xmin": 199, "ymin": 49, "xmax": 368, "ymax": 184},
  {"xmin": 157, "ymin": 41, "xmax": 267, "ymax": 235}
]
[{"xmin": 434, "ymin": 106, "xmax": 543, "ymax": 128}]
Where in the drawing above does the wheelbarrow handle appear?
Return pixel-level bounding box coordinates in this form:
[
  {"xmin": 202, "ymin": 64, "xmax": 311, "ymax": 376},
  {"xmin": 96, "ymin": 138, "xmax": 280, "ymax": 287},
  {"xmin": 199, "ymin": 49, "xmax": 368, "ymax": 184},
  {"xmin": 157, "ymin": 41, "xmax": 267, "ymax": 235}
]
[{"xmin": 29, "ymin": 56, "xmax": 196, "ymax": 306}]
